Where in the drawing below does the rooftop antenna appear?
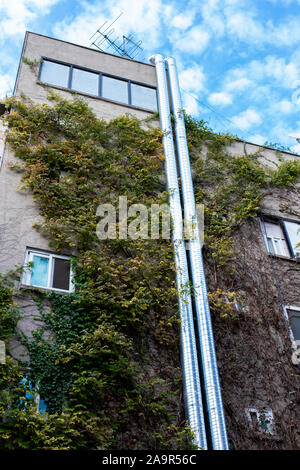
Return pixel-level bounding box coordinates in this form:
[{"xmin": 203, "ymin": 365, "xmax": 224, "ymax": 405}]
[{"xmin": 90, "ymin": 13, "xmax": 144, "ymax": 61}]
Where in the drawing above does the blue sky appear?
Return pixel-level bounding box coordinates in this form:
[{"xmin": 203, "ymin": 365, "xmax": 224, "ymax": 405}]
[{"xmin": 2, "ymin": 0, "xmax": 300, "ymax": 152}]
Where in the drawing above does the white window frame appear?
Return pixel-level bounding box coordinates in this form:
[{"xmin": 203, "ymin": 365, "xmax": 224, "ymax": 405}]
[
  {"xmin": 23, "ymin": 248, "xmax": 74, "ymax": 293},
  {"xmin": 283, "ymin": 305, "xmax": 300, "ymax": 351},
  {"xmin": 267, "ymin": 236, "xmax": 286, "ymax": 256},
  {"xmin": 260, "ymin": 220, "xmax": 290, "ymax": 257},
  {"xmin": 282, "ymin": 220, "xmax": 300, "ymax": 258}
]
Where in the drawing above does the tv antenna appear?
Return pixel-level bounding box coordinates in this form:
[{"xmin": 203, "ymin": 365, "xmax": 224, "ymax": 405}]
[{"xmin": 90, "ymin": 13, "xmax": 144, "ymax": 61}]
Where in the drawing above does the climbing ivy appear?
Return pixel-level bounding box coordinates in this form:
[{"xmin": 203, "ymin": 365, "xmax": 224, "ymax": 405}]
[
  {"xmin": 0, "ymin": 270, "xmax": 22, "ymax": 341},
  {"xmin": 186, "ymin": 117, "xmax": 300, "ymax": 272},
  {"xmin": 0, "ymin": 92, "xmax": 193, "ymax": 450},
  {"xmin": 1, "ymin": 90, "xmax": 300, "ymax": 450}
]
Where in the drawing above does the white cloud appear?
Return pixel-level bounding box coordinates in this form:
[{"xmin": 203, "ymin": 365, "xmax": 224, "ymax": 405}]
[
  {"xmin": 276, "ymin": 100, "xmax": 294, "ymax": 114},
  {"xmin": 170, "ymin": 13, "xmax": 194, "ymax": 30},
  {"xmin": 224, "ymin": 55, "xmax": 300, "ymax": 107},
  {"xmin": 174, "ymin": 26, "xmax": 210, "ymax": 54},
  {"xmin": 54, "ymin": 0, "xmax": 167, "ymax": 52},
  {"xmin": 198, "ymin": 0, "xmax": 300, "ymax": 48},
  {"xmin": 226, "ymin": 12, "xmax": 264, "ymax": 45},
  {"xmin": 182, "ymin": 92, "xmax": 200, "ymax": 116},
  {"xmin": 247, "ymin": 134, "xmax": 268, "ymax": 145},
  {"xmin": 0, "ymin": 73, "xmax": 15, "ymax": 99},
  {"xmin": 231, "ymin": 108, "xmax": 262, "ymax": 131},
  {"xmin": 225, "ymin": 77, "xmax": 252, "ymax": 92},
  {"xmin": 263, "ymin": 56, "xmax": 299, "ymax": 88},
  {"xmin": 290, "ymin": 143, "xmax": 300, "ymax": 154},
  {"xmin": 0, "ymin": 0, "xmax": 59, "ymax": 37},
  {"xmin": 179, "ymin": 64, "xmax": 206, "ymax": 93},
  {"xmin": 208, "ymin": 92, "xmax": 232, "ymax": 106}
]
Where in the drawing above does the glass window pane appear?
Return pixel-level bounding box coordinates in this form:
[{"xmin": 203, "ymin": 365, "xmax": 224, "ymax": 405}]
[
  {"xmin": 131, "ymin": 84, "xmax": 157, "ymax": 111},
  {"xmin": 38, "ymin": 398, "xmax": 47, "ymax": 413},
  {"xmin": 102, "ymin": 76, "xmax": 128, "ymax": 104},
  {"xmin": 288, "ymin": 310, "xmax": 300, "ymax": 341},
  {"xmin": 52, "ymin": 257, "xmax": 70, "ymax": 291},
  {"xmin": 71, "ymin": 68, "xmax": 99, "ymax": 96},
  {"xmin": 31, "ymin": 255, "xmax": 49, "ymax": 288},
  {"xmin": 273, "ymin": 238, "xmax": 282, "ymax": 256},
  {"xmin": 267, "ymin": 237, "xmax": 274, "ymax": 254},
  {"xmin": 283, "ymin": 221, "xmax": 300, "ymax": 256},
  {"xmin": 40, "ymin": 61, "xmax": 69, "ymax": 88},
  {"xmin": 265, "ymin": 222, "xmax": 283, "ymax": 239}
]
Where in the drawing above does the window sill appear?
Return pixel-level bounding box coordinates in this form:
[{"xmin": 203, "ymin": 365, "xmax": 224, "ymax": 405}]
[
  {"xmin": 268, "ymin": 253, "xmax": 300, "ymax": 263},
  {"xmin": 19, "ymin": 283, "xmax": 74, "ymax": 295},
  {"xmin": 36, "ymin": 81, "xmax": 158, "ymax": 115}
]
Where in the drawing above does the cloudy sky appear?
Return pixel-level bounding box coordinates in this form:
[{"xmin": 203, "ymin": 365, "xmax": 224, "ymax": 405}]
[{"xmin": 2, "ymin": 0, "xmax": 300, "ymax": 152}]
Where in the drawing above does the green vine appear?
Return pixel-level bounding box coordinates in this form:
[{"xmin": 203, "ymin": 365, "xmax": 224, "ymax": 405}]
[
  {"xmin": 1, "ymin": 89, "xmax": 300, "ymax": 450},
  {"xmin": 0, "ymin": 93, "xmax": 193, "ymax": 450}
]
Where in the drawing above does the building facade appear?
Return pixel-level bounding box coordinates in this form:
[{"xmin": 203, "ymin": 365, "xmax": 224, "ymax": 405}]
[{"xmin": 1, "ymin": 31, "xmax": 300, "ymax": 449}]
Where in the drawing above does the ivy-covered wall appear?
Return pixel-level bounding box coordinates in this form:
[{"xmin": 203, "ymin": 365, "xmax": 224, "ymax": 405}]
[
  {"xmin": 1, "ymin": 93, "xmax": 300, "ymax": 449},
  {"xmin": 185, "ymin": 116, "xmax": 300, "ymax": 449}
]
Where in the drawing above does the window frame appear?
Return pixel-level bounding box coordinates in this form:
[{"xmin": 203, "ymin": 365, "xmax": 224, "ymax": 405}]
[
  {"xmin": 282, "ymin": 220, "xmax": 300, "ymax": 258},
  {"xmin": 23, "ymin": 248, "xmax": 74, "ymax": 293},
  {"xmin": 283, "ymin": 305, "xmax": 300, "ymax": 350},
  {"xmin": 38, "ymin": 57, "xmax": 158, "ymax": 112},
  {"xmin": 261, "ymin": 217, "xmax": 300, "ymax": 259},
  {"xmin": 20, "ymin": 376, "xmax": 47, "ymax": 413}
]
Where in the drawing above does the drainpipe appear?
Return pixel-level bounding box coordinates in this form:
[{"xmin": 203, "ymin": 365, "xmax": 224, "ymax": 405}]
[
  {"xmin": 149, "ymin": 54, "xmax": 207, "ymax": 450},
  {"xmin": 166, "ymin": 57, "xmax": 229, "ymax": 450}
]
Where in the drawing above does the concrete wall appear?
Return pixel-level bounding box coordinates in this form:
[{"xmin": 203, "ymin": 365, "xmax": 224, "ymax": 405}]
[
  {"xmin": 227, "ymin": 139, "xmax": 300, "ymax": 170},
  {"xmin": 15, "ymin": 32, "xmax": 157, "ymax": 122}
]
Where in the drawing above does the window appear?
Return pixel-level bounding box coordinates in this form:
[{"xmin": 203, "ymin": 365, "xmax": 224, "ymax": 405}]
[
  {"xmin": 283, "ymin": 306, "xmax": 300, "ymax": 364},
  {"xmin": 261, "ymin": 219, "xmax": 300, "ymax": 258},
  {"xmin": 262, "ymin": 220, "xmax": 290, "ymax": 257},
  {"xmin": 20, "ymin": 377, "xmax": 47, "ymax": 413},
  {"xmin": 283, "ymin": 220, "xmax": 300, "ymax": 257},
  {"xmin": 71, "ymin": 67, "xmax": 99, "ymax": 96},
  {"xmin": 102, "ymin": 76, "xmax": 128, "ymax": 104},
  {"xmin": 285, "ymin": 306, "xmax": 300, "ymax": 342},
  {"xmin": 23, "ymin": 249, "xmax": 74, "ymax": 293},
  {"xmin": 131, "ymin": 83, "xmax": 158, "ymax": 111},
  {"xmin": 39, "ymin": 59, "xmax": 157, "ymax": 111},
  {"xmin": 39, "ymin": 60, "xmax": 69, "ymax": 88}
]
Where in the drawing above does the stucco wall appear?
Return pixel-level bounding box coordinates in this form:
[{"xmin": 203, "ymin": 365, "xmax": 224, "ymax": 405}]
[{"xmin": 15, "ymin": 32, "xmax": 157, "ymax": 122}]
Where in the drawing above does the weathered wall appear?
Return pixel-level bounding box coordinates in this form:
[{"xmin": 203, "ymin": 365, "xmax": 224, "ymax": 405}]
[{"xmin": 207, "ymin": 208, "xmax": 300, "ymax": 449}]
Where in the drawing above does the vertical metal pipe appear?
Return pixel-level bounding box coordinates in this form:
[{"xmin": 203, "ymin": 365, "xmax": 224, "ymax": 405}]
[
  {"xmin": 166, "ymin": 56, "xmax": 229, "ymax": 450},
  {"xmin": 149, "ymin": 54, "xmax": 207, "ymax": 450}
]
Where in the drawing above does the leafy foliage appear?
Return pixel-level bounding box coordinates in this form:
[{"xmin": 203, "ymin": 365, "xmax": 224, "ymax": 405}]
[
  {"xmin": 1, "ymin": 92, "xmax": 300, "ymax": 450},
  {"xmin": 0, "ymin": 93, "xmax": 192, "ymax": 449},
  {"xmin": 187, "ymin": 120, "xmax": 300, "ymax": 271}
]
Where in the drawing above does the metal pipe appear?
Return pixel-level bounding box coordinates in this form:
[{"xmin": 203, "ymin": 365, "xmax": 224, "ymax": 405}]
[
  {"xmin": 149, "ymin": 53, "xmax": 207, "ymax": 450},
  {"xmin": 166, "ymin": 56, "xmax": 229, "ymax": 450}
]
